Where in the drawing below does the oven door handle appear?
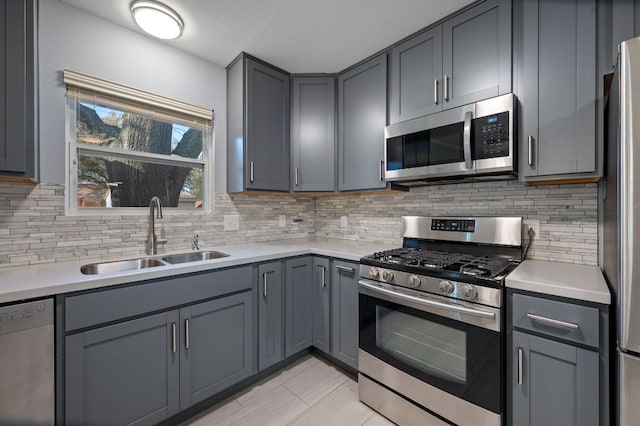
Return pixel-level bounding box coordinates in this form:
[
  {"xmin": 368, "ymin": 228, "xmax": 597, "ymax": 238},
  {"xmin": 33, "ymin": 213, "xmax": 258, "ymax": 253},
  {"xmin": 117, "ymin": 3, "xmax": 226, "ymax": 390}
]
[{"xmin": 359, "ymin": 280, "xmax": 495, "ymax": 320}]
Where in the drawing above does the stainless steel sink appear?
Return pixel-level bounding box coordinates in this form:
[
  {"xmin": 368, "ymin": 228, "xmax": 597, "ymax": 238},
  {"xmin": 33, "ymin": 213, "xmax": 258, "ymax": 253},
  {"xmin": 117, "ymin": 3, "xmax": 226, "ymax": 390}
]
[
  {"xmin": 80, "ymin": 258, "xmax": 166, "ymax": 275},
  {"xmin": 161, "ymin": 251, "xmax": 230, "ymax": 264}
]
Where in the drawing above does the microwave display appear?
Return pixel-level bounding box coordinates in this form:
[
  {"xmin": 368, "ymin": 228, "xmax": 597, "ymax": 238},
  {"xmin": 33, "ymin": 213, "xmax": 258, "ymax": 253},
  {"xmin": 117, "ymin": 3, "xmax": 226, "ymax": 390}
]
[{"xmin": 473, "ymin": 111, "xmax": 510, "ymax": 160}]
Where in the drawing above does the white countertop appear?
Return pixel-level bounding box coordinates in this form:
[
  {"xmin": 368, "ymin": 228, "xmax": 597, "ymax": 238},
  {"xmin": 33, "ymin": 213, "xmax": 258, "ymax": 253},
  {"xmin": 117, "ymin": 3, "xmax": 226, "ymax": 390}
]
[
  {"xmin": 506, "ymin": 260, "xmax": 611, "ymax": 305},
  {"xmin": 0, "ymin": 238, "xmax": 394, "ymax": 304}
]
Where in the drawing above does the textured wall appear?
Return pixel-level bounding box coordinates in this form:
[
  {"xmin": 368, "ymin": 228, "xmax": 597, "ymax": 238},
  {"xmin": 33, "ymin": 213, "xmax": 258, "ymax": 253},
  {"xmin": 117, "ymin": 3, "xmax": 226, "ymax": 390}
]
[
  {"xmin": 0, "ymin": 180, "xmax": 598, "ymax": 268},
  {"xmin": 0, "ymin": 183, "xmax": 314, "ymax": 268},
  {"xmin": 315, "ymin": 181, "xmax": 598, "ymax": 265}
]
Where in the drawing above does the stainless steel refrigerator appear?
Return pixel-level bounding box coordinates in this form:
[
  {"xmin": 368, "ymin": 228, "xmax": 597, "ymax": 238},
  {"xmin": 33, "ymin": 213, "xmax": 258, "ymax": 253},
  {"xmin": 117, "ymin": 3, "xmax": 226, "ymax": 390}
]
[{"xmin": 603, "ymin": 36, "xmax": 640, "ymax": 426}]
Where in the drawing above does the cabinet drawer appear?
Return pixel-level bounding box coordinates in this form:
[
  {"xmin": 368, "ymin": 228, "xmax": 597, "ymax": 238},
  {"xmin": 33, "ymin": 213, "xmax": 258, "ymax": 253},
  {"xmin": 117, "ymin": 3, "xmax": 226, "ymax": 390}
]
[{"xmin": 511, "ymin": 293, "xmax": 599, "ymax": 348}]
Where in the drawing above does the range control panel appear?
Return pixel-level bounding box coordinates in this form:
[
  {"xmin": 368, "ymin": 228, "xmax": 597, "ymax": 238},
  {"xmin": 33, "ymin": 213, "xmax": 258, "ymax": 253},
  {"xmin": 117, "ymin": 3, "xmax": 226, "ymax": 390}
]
[
  {"xmin": 473, "ymin": 111, "xmax": 510, "ymax": 159},
  {"xmin": 431, "ymin": 219, "xmax": 476, "ymax": 232}
]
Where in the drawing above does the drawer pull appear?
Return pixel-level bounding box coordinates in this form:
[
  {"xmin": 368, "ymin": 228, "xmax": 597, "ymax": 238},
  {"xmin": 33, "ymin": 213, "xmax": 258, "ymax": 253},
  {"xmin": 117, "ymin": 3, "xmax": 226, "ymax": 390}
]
[
  {"xmin": 526, "ymin": 313, "xmax": 579, "ymax": 330},
  {"xmin": 335, "ymin": 264, "xmax": 355, "ymax": 273}
]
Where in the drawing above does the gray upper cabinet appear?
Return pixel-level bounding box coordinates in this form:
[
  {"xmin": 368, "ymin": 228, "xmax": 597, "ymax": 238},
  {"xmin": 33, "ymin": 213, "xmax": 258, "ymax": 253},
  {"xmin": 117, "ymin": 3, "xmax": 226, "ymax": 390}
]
[
  {"xmin": 519, "ymin": 0, "xmax": 598, "ymax": 179},
  {"xmin": 388, "ymin": 0, "xmax": 511, "ymax": 124},
  {"xmin": 227, "ymin": 54, "xmax": 290, "ymax": 192},
  {"xmin": 337, "ymin": 54, "xmax": 387, "ymax": 191},
  {"xmin": 0, "ymin": 0, "xmax": 37, "ymax": 181},
  {"xmin": 442, "ymin": 0, "xmax": 512, "ymax": 109},
  {"xmin": 511, "ymin": 330, "xmax": 599, "ymax": 426},
  {"xmin": 291, "ymin": 77, "xmax": 336, "ymax": 192},
  {"xmin": 611, "ymin": 0, "xmax": 640, "ymax": 68},
  {"xmin": 257, "ymin": 261, "xmax": 284, "ymax": 371},
  {"xmin": 179, "ymin": 293, "xmax": 253, "ymax": 409},
  {"xmin": 312, "ymin": 257, "xmax": 331, "ymax": 353},
  {"xmin": 389, "ymin": 26, "xmax": 443, "ymax": 124},
  {"xmin": 65, "ymin": 311, "xmax": 180, "ymax": 426},
  {"xmin": 330, "ymin": 260, "xmax": 359, "ymax": 370},
  {"xmin": 285, "ymin": 257, "xmax": 313, "ymax": 356}
]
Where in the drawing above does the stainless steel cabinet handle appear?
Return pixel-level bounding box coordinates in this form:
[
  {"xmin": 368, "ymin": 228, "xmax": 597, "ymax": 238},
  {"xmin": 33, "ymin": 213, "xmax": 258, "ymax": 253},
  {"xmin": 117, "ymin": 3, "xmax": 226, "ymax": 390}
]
[
  {"xmin": 185, "ymin": 319, "xmax": 190, "ymax": 350},
  {"xmin": 250, "ymin": 161, "xmax": 255, "ymax": 183},
  {"xmin": 380, "ymin": 160, "xmax": 384, "ymax": 181},
  {"xmin": 463, "ymin": 111, "xmax": 473, "ymax": 170},
  {"xmin": 171, "ymin": 322, "xmax": 177, "ymax": 353},
  {"xmin": 444, "ymin": 74, "xmax": 449, "ymax": 102},
  {"xmin": 319, "ymin": 265, "xmax": 326, "ymax": 288},
  {"xmin": 295, "ymin": 167, "xmax": 299, "ymax": 186},
  {"xmin": 433, "ymin": 78, "xmax": 439, "ymax": 105},
  {"xmin": 263, "ymin": 273, "xmax": 267, "ymax": 297},
  {"xmin": 528, "ymin": 136, "xmax": 534, "ymax": 167},
  {"xmin": 517, "ymin": 347, "xmax": 523, "ymax": 385},
  {"xmin": 526, "ymin": 313, "xmax": 579, "ymax": 330},
  {"xmin": 335, "ymin": 264, "xmax": 355, "ymax": 273}
]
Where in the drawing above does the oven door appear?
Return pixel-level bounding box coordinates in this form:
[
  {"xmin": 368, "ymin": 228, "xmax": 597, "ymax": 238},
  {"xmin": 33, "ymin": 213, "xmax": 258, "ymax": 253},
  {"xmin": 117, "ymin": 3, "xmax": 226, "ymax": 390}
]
[{"xmin": 358, "ymin": 279, "xmax": 503, "ymax": 416}]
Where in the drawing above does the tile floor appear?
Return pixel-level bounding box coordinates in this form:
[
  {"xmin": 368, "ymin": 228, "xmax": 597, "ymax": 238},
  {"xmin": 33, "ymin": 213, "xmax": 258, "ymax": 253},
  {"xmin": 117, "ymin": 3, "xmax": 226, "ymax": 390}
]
[{"xmin": 180, "ymin": 354, "xmax": 395, "ymax": 426}]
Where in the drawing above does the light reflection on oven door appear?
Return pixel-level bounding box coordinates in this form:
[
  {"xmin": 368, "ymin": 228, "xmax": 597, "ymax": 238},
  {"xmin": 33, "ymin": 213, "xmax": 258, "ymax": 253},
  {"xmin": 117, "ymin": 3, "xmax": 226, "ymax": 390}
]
[{"xmin": 376, "ymin": 306, "xmax": 466, "ymax": 384}]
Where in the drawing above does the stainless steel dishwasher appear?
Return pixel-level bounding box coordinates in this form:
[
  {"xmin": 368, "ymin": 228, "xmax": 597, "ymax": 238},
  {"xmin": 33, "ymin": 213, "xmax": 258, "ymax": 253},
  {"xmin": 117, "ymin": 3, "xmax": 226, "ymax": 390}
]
[{"xmin": 0, "ymin": 298, "xmax": 54, "ymax": 425}]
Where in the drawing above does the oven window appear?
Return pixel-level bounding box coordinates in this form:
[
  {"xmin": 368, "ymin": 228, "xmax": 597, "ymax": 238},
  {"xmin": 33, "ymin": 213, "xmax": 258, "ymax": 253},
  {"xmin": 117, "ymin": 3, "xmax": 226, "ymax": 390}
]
[{"xmin": 376, "ymin": 306, "xmax": 466, "ymax": 384}]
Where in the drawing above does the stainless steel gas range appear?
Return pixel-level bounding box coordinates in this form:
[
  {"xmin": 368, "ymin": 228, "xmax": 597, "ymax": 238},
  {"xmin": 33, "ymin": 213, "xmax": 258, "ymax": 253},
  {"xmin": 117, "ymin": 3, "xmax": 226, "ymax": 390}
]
[{"xmin": 358, "ymin": 216, "xmax": 523, "ymax": 426}]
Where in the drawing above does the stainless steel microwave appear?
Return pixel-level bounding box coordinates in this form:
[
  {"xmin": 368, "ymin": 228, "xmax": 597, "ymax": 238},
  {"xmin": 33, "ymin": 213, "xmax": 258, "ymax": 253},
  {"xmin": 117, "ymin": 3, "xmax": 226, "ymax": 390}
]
[{"xmin": 384, "ymin": 93, "xmax": 516, "ymax": 185}]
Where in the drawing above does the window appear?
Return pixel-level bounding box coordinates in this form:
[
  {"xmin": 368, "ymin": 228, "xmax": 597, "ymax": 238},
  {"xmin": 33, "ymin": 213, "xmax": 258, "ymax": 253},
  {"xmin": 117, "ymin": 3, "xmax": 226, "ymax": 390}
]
[{"xmin": 64, "ymin": 69, "xmax": 213, "ymax": 214}]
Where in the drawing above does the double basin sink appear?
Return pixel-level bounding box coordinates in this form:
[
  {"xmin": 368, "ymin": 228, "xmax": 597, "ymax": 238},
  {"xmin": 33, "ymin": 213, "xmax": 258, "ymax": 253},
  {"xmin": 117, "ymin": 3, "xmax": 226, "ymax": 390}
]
[{"xmin": 80, "ymin": 251, "xmax": 230, "ymax": 275}]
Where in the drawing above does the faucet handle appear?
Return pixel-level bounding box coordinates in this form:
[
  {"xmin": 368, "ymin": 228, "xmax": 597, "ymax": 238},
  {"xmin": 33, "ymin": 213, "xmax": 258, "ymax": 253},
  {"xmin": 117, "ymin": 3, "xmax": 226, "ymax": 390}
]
[{"xmin": 193, "ymin": 234, "xmax": 200, "ymax": 251}]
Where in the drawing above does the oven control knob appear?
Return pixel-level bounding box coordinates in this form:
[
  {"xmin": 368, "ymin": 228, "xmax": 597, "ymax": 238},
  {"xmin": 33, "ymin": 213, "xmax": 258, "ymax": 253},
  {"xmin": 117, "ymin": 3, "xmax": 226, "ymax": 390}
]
[
  {"xmin": 439, "ymin": 280, "xmax": 455, "ymax": 294},
  {"xmin": 382, "ymin": 271, "xmax": 395, "ymax": 282},
  {"xmin": 463, "ymin": 285, "xmax": 478, "ymax": 300},
  {"xmin": 407, "ymin": 275, "xmax": 421, "ymax": 288},
  {"xmin": 368, "ymin": 267, "xmax": 380, "ymax": 279}
]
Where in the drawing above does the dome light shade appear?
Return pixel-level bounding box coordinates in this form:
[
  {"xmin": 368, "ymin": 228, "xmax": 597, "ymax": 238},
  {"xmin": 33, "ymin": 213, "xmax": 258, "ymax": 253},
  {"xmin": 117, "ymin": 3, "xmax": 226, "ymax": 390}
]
[{"xmin": 130, "ymin": 1, "xmax": 184, "ymax": 40}]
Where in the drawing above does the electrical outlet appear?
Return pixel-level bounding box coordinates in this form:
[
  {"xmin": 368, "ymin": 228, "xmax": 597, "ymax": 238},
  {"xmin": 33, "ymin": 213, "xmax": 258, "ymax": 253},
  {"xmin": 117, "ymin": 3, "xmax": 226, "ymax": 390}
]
[
  {"xmin": 224, "ymin": 215, "xmax": 240, "ymax": 231},
  {"xmin": 523, "ymin": 219, "xmax": 540, "ymax": 240},
  {"xmin": 341, "ymin": 216, "xmax": 348, "ymax": 228},
  {"xmin": 279, "ymin": 215, "xmax": 286, "ymax": 227}
]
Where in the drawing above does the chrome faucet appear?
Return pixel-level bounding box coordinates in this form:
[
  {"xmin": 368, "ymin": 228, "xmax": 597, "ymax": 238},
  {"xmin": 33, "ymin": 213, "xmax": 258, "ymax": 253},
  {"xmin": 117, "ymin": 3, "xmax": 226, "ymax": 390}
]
[
  {"xmin": 147, "ymin": 196, "xmax": 163, "ymax": 255},
  {"xmin": 192, "ymin": 234, "xmax": 200, "ymax": 251}
]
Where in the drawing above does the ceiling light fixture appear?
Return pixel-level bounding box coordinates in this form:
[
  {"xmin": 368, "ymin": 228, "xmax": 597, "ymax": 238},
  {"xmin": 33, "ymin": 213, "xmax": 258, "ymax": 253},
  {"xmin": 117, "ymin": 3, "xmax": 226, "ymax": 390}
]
[{"xmin": 130, "ymin": 1, "xmax": 184, "ymax": 40}]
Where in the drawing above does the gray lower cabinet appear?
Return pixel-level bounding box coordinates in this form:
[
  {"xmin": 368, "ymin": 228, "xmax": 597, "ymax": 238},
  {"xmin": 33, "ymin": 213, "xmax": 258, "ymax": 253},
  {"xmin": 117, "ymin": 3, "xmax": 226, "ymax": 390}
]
[
  {"xmin": 291, "ymin": 77, "xmax": 336, "ymax": 192},
  {"xmin": 337, "ymin": 54, "xmax": 387, "ymax": 191},
  {"xmin": 511, "ymin": 330, "xmax": 598, "ymax": 426},
  {"xmin": 330, "ymin": 260, "xmax": 359, "ymax": 369},
  {"xmin": 65, "ymin": 291, "xmax": 253, "ymax": 425},
  {"xmin": 227, "ymin": 53, "xmax": 290, "ymax": 192},
  {"xmin": 285, "ymin": 257, "xmax": 313, "ymax": 356},
  {"xmin": 312, "ymin": 257, "xmax": 331, "ymax": 353},
  {"xmin": 179, "ymin": 293, "xmax": 253, "ymax": 408},
  {"xmin": 0, "ymin": 0, "xmax": 37, "ymax": 180},
  {"xmin": 518, "ymin": 0, "xmax": 598, "ymax": 180},
  {"xmin": 258, "ymin": 261, "xmax": 284, "ymax": 371}
]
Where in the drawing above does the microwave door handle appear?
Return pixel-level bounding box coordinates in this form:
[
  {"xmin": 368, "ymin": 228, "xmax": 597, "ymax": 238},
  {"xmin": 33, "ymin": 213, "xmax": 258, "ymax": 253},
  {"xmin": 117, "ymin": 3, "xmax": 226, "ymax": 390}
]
[{"xmin": 463, "ymin": 110, "xmax": 473, "ymax": 169}]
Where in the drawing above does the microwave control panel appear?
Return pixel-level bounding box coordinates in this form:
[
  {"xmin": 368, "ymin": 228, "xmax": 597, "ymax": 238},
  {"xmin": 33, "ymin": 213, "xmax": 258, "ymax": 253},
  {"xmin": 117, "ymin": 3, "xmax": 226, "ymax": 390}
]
[{"xmin": 473, "ymin": 111, "xmax": 509, "ymax": 159}]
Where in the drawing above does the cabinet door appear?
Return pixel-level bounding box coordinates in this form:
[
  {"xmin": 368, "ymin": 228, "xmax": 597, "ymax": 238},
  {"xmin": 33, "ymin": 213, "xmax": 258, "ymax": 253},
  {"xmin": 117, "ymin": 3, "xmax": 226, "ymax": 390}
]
[
  {"xmin": 512, "ymin": 331, "xmax": 598, "ymax": 426},
  {"xmin": 65, "ymin": 311, "xmax": 179, "ymax": 426},
  {"xmin": 285, "ymin": 257, "xmax": 313, "ymax": 356},
  {"xmin": 442, "ymin": 0, "xmax": 511, "ymax": 109},
  {"xmin": 338, "ymin": 54, "xmax": 387, "ymax": 191},
  {"xmin": 521, "ymin": 0, "xmax": 596, "ymax": 178},
  {"xmin": 0, "ymin": 0, "xmax": 36, "ymax": 179},
  {"xmin": 330, "ymin": 260, "xmax": 359, "ymax": 369},
  {"xmin": 179, "ymin": 291, "xmax": 253, "ymax": 409},
  {"xmin": 291, "ymin": 77, "xmax": 336, "ymax": 192},
  {"xmin": 389, "ymin": 26, "xmax": 443, "ymax": 124},
  {"xmin": 258, "ymin": 261, "xmax": 283, "ymax": 371},
  {"xmin": 246, "ymin": 59, "xmax": 290, "ymax": 191},
  {"xmin": 312, "ymin": 257, "xmax": 331, "ymax": 353}
]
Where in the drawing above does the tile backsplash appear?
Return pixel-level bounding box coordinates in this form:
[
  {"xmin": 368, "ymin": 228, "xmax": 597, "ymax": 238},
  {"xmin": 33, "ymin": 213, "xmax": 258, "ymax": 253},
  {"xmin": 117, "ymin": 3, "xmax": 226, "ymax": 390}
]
[{"xmin": 0, "ymin": 180, "xmax": 598, "ymax": 268}]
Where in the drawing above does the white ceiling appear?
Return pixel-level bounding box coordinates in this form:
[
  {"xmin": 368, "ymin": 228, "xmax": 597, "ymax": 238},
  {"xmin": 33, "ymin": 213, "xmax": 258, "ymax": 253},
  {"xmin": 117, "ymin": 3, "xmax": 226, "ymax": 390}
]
[{"xmin": 59, "ymin": 0, "xmax": 475, "ymax": 73}]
